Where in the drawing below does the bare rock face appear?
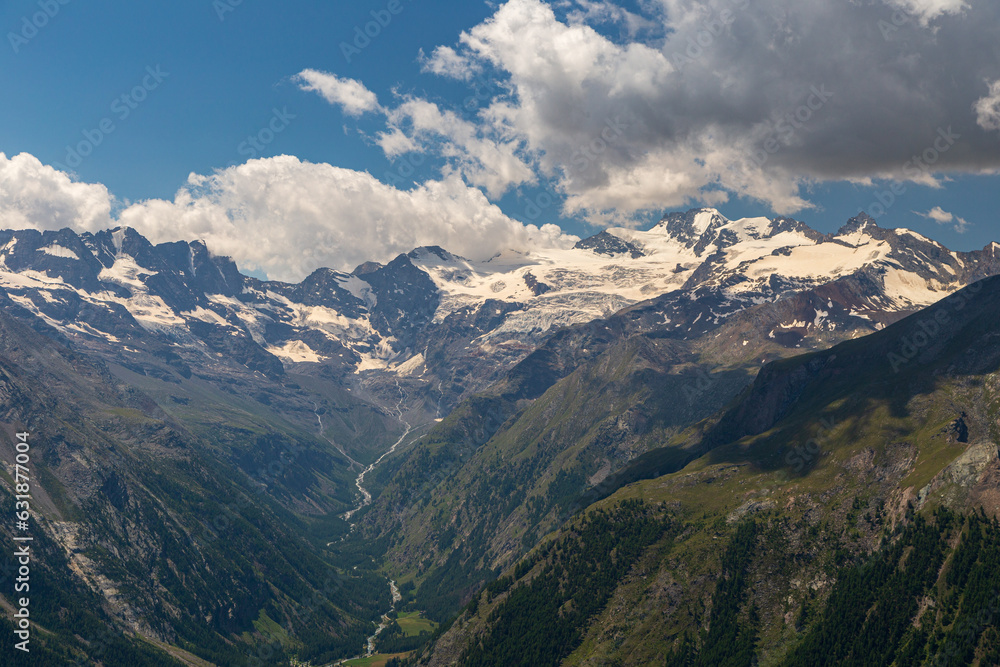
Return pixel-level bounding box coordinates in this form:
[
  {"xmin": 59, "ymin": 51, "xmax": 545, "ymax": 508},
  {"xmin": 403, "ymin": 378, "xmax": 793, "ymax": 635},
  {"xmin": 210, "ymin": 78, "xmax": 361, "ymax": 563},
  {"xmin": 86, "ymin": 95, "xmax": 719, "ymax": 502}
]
[
  {"xmin": 2, "ymin": 209, "xmax": 998, "ymax": 421},
  {"xmin": 917, "ymin": 440, "xmax": 1000, "ymax": 509},
  {"xmin": 573, "ymin": 230, "xmax": 645, "ymax": 258}
]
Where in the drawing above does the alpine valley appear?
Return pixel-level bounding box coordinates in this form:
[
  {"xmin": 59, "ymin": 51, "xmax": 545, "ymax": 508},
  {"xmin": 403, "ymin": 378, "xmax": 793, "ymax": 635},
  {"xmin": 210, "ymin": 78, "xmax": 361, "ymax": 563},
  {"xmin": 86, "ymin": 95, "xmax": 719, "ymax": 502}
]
[{"xmin": 3, "ymin": 207, "xmax": 1000, "ymax": 665}]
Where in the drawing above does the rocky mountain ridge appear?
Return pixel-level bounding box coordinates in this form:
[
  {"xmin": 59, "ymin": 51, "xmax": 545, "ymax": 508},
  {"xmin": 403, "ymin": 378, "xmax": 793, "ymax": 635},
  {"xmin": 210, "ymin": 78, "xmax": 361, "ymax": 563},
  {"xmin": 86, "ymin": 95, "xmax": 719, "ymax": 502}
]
[{"xmin": 2, "ymin": 209, "xmax": 997, "ymax": 417}]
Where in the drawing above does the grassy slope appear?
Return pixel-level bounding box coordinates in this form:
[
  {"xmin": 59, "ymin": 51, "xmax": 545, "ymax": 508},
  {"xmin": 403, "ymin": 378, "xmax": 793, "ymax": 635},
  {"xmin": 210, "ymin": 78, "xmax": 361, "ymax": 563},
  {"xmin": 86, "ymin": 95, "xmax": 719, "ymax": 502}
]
[
  {"xmin": 396, "ymin": 612, "xmax": 438, "ymax": 637},
  {"xmin": 0, "ymin": 311, "xmax": 391, "ymax": 665},
  {"xmin": 413, "ymin": 277, "xmax": 1000, "ymax": 665},
  {"xmin": 371, "ymin": 336, "xmax": 751, "ymax": 620},
  {"xmin": 365, "ymin": 287, "xmax": 883, "ymax": 623}
]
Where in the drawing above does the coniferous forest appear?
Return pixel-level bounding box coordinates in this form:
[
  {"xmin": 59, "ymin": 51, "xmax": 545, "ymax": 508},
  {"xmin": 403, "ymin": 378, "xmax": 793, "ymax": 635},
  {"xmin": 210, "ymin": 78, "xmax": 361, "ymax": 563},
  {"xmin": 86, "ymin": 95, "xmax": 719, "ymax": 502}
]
[{"xmin": 398, "ymin": 503, "xmax": 1000, "ymax": 667}]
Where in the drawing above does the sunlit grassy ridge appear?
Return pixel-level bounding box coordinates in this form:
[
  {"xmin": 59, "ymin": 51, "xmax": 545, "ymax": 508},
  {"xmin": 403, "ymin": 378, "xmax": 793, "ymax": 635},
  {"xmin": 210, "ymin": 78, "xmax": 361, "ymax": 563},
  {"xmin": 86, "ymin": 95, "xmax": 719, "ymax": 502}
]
[{"xmin": 408, "ymin": 277, "xmax": 1000, "ymax": 665}]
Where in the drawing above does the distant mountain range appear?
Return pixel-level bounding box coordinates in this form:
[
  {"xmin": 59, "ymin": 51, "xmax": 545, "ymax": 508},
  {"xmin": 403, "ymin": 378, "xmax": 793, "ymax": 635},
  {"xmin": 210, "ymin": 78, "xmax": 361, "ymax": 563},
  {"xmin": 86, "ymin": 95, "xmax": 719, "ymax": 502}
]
[{"xmin": 2, "ymin": 209, "xmax": 997, "ymax": 412}]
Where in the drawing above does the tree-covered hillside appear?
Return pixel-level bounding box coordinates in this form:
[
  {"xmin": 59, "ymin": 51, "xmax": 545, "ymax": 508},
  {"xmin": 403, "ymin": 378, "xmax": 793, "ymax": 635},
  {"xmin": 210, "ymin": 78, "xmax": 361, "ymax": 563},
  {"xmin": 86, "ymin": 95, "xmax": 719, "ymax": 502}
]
[{"xmin": 406, "ymin": 276, "xmax": 1000, "ymax": 666}]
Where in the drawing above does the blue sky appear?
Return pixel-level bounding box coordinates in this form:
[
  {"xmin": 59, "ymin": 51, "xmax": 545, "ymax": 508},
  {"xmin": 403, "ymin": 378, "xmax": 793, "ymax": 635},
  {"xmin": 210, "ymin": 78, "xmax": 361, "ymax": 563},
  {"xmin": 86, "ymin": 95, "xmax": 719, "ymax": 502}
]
[
  {"xmin": 1, "ymin": 1, "xmax": 490, "ymax": 200},
  {"xmin": 1, "ymin": 0, "xmax": 999, "ymax": 280}
]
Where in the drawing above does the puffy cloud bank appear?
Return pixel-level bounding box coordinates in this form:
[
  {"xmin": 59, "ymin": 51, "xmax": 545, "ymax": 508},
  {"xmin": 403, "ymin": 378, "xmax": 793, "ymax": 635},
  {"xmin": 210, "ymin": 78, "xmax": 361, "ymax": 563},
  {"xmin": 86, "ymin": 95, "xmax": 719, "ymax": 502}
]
[
  {"xmin": 0, "ymin": 152, "xmax": 114, "ymax": 232},
  {"xmin": 0, "ymin": 152, "xmax": 574, "ymax": 282}
]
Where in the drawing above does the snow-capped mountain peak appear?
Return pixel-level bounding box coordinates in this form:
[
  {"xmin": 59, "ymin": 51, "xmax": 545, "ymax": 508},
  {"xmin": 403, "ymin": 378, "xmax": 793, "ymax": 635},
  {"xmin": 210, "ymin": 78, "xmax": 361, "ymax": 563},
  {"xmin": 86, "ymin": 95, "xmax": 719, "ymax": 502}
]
[
  {"xmin": 836, "ymin": 212, "xmax": 878, "ymax": 236},
  {"xmin": 651, "ymin": 207, "xmax": 730, "ymax": 252},
  {"xmin": 0, "ymin": 210, "xmax": 997, "ymax": 408}
]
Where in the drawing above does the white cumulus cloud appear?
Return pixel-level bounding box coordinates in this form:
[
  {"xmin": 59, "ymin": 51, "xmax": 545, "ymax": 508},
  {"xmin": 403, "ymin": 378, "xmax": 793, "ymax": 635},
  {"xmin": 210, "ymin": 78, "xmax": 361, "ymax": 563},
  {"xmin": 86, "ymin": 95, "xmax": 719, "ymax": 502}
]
[
  {"xmin": 297, "ymin": 74, "xmax": 539, "ymax": 198},
  {"xmin": 293, "ymin": 69, "xmax": 381, "ymax": 116},
  {"xmin": 420, "ymin": 45, "xmax": 477, "ymax": 80},
  {"xmin": 974, "ymin": 80, "xmax": 1000, "ymax": 132},
  {"xmin": 116, "ymin": 156, "xmax": 574, "ymax": 281},
  {"xmin": 0, "ymin": 152, "xmax": 114, "ymax": 232},
  {"xmin": 914, "ymin": 205, "xmax": 970, "ymax": 233},
  {"xmin": 380, "ymin": 97, "xmax": 537, "ymax": 198},
  {"xmin": 883, "ymin": 0, "xmax": 968, "ymax": 25},
  {"xmin": 1, "ymin": 153, "xmax": 575, "ymax": 282}
]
